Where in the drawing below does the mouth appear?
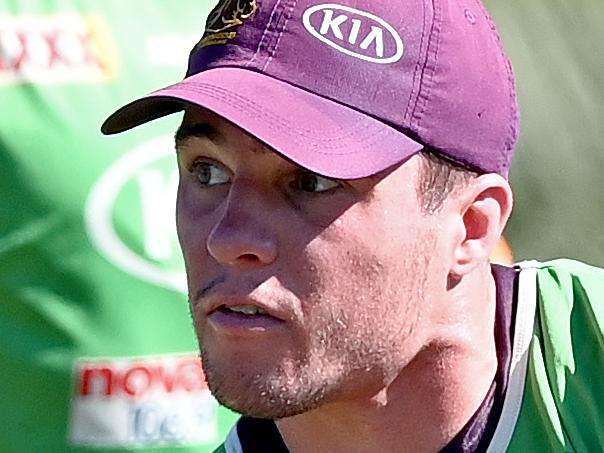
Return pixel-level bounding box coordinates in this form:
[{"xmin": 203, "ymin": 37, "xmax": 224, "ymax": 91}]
[
  {"xmin": 204, "ymin": 292, "xmax": 287, "ymax": 319},
  {"xmin": 218, "ymin": 304, "xmax": 270, "ymax": 316},
  {"xmin": 202, "ymin": 295, "xmax": 288, "ymax": 334},
  {"xmin": 208, "ymin": 304, "xmax": 285, "ymax": 334}
]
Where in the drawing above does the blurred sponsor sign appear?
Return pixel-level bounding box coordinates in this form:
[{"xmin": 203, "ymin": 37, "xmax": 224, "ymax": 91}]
[
  {"xmin": 0, "ymin": 13, "xmax": 117, "ymax": 84},
  {"xmin": 69, "ymin": 353, "xmax": 218, "ymax": 448}
]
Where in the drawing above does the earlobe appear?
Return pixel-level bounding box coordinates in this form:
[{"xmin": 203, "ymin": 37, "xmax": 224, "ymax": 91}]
[{"xmin": 450, "ymin": 175, "xmax": 513, "ymax": 277}]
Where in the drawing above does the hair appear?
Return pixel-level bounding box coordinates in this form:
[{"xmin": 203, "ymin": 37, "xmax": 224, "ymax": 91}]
[{"xmin": 416, "ymin": 148, "xmax": 479, "ymax": 215}]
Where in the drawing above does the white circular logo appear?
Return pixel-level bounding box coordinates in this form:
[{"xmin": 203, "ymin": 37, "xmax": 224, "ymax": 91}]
[
  {"xmin": 302, "ymin": 3, "xmax": 404, "ymax": 64},
  {"xmin": 85, "ymin": 136, "xmax": 186, "ymax": 293}
]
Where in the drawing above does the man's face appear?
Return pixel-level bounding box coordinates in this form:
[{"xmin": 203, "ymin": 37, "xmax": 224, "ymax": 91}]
[{"xmin": 176, "ymin": 109, "xmax": 447, "ymax": 418}]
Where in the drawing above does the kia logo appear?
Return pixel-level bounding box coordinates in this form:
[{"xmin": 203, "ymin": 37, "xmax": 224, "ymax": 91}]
[
  {"xmin": 302, "ymin": 3, "xmax": 404, "ymax": 64},
  {"xmin": 85, "ymin": 136, "xmax": 186, "ymax": 293}
]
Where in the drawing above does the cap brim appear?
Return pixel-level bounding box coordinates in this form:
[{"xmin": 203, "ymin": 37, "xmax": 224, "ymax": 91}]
[{"xmin": 101, "ymin": 67, "xmax": 422, "ymax": 179}]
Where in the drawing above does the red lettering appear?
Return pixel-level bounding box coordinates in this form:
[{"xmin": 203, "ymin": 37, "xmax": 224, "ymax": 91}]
[
  {"xmin": 175, "ymin": 358, "xmax": 207, "ymax": 392},
  {"xmin": 43, "ymin": 29, "xmax": 65, "ymax": 67},
  {"xmin": 0, "ymin": 27, "xmax": 101, "ymax": 75},
  {"xmin": 13, "ymin": 32, "xmax": 29, "ymax": 71},
  {"xmin": 77, "ymin": 356, "xmax": 208, "ymax": 399},
  {"xmin": 80, "ymin": 367, "xmax": 114, "ymax": 396},
  {"xmin": 0, "ymin": 31, "xmax": 27, "ymax": 71},
  {"xmin": 153, "ymin": 364, "xmax": 177, "ymax": 393},
  {"xmin": 123, "ymin": 365, "xmax": 153, "ymax": 398}
]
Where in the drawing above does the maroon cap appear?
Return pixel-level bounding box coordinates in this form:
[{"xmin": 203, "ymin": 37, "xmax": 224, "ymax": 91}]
[{"xmin": 102, "ymin": 0, "xmax": 519, "ymax": 178}]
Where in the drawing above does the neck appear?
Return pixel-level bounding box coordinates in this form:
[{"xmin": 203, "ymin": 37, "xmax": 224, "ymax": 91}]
[{"xmin": 276, "ymin": 267, "xmax": 498, "ymax": 453}]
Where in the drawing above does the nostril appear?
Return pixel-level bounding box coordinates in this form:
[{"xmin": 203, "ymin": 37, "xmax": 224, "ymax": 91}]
[{"xmin": 239, "ymin": 253, "xmax": 260, "ymax": 263}]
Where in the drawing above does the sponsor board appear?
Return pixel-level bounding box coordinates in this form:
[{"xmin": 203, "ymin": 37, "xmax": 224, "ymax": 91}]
[
  {"xmin": 0, "ymin": 13, "xmax": 118, "ymax": 85},
  {"xmin": 69, "ymin": 353, "xmax": 218, "ymax": 448},
  {"xmin": 85, "ymin": 136, "xmax": 186, "ymax": 293}
]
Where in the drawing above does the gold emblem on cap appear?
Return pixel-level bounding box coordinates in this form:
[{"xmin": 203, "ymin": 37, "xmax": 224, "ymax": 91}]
[{"xmin": 198, "ymin": 0, "xmax": 258, "ymax": 48}]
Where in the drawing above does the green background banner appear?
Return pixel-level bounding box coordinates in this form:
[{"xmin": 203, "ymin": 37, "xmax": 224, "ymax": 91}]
[
  {"xmin": 0, "ymin": 1, "xmax": 237, "ymax": 451},
  {"xmin": 0, "ymin": 0, "xmax": 602, "ymax": 452}
]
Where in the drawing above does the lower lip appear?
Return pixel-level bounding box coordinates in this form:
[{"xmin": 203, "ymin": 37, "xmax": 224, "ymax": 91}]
[{"xmin": 208, "ymin": 310, "xmax": 285, "ymax": 334}]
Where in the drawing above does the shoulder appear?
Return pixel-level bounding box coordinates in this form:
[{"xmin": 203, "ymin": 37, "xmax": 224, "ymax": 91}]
[
  {"xmin": 519, "ymin": 258, "xmax": 604, "ymax": 375},
  {"xmin": 516, "ymin": 258, "xmax": 603, "ymax": 319},
  {"xmin": 507, "ymin": 259, "xmax": 604, "ymax": 451},
  {"xmin": 528, "ymin": 258, "xmax": 604, "ymax": 337},
  {"xmin": 533, "ymin": 258, "xmax": 604, "ymax": 294}
]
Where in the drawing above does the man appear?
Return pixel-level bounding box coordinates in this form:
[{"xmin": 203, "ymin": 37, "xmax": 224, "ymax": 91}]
[{"xmin": 102, "ymin": 0, "xmax": 604, "ymax": 451}]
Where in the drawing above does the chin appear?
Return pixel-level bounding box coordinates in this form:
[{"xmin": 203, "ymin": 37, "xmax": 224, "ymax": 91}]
[
  {"xmin": 200, "ymin": 348, "xmax": 334, "ymax": 419},
  {"xmin": 209, "ymin": 378, "xmax": 328, "ymax": 419}
]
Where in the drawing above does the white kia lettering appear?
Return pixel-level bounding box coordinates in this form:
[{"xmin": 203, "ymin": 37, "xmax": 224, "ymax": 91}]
[
  {"xmin": 348, "ymin": 18, "xmax": 361, "ymax": 44},
  {"xmin": 360, "ymin": 25, "xmax": 384, "ymax": 57},
  {"xmin": 319, "ymin": 10, "xmax": 346, "ymax": 40},
  {"xmin": 302, "ymin": 3, "xmax": 404, "ymax": 64}
]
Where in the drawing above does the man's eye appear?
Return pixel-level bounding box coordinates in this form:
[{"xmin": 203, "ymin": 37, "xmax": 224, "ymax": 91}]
[
  {"xmin": 191, "ymin": 161, "xmax": 229, "ymax": 186},
  {"xmin": 295, "ymin": 172, "xmax": 340, "ymax": 193}
]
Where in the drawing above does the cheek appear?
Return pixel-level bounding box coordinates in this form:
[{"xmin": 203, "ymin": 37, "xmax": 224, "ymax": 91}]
[
  {"xmin": 295, "ymin": 211, "xmax": 434, "ymax": 323},
  {"xmin": 176, "ymin": 182, "xmax": 217, "ymax": 270},
  {"xmin": 289, "ymin": 219, "xmax": 388, "ymax": 307}
]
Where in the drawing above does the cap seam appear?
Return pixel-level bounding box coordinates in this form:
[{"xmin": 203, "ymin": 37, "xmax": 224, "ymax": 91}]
[
  {"xmin": 174, "ymin": 82, "xmax": 387, "ymax": 144},
  {"xmin": 410, "ymin": 0, "xmax": 442, "ymax": 133},
  {"xmin": 263, "ymin": 0, "xmax": 297, "ymax": 71},
  {"xmin": 403, "ymin": 0, "xmax": 432, "ymax": 123},
  {"xmin": 246, "ymin": 0, "xmax": 282, "ymax": 68},
  {"xmin": 185, "ymin": 65, "xmax": 414, "ymax": 136},
  {"xmin": 211, "ymin": 87, "xmax": 394, "ymax": 155},
  {"xmin": 179, "ymin": 84, "xmax": 380, "ymax": 145}
]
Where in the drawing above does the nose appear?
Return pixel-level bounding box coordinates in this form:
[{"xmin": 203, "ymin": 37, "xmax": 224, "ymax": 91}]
[{"xmin": 206, "ymin": 180, "xmax": 278, "ymax": 269}]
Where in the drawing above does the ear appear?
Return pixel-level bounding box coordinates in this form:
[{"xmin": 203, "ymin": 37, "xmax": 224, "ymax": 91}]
[{"xmin": 450, "ymin": 174, "xmax": 513, "ymax": 277}]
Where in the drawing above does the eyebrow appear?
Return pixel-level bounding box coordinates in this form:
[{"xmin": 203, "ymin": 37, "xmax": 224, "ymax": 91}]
[{"xmin": 174, "ymin": 122, "xmax": 221, "ymax": 147}]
